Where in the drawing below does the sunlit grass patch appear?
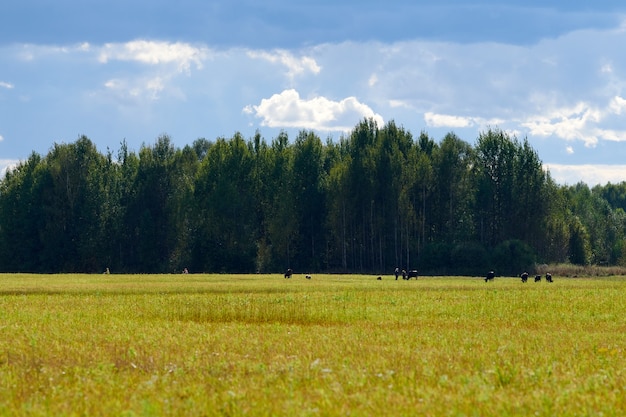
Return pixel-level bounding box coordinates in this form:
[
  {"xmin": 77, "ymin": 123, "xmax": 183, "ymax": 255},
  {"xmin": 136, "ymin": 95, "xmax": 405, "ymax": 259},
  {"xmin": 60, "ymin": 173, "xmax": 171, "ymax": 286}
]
[{"xmin": 1, "ymin": 274, "xmax": 626, "ymax": 415}]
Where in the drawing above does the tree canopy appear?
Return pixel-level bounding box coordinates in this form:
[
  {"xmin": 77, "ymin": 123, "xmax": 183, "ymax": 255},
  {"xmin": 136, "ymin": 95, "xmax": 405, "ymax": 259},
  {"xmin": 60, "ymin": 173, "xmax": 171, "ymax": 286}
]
[{"xmin": 2, "ymin": 121, "xmax": 625, "ymax": 274}]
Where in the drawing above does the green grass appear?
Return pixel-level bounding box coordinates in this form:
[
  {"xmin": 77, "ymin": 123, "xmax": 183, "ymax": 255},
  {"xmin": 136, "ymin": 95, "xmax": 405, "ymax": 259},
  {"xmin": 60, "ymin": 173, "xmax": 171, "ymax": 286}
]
[{"xmin": 1, "ymin": 273, "xmax": 626, "ymax": 416}]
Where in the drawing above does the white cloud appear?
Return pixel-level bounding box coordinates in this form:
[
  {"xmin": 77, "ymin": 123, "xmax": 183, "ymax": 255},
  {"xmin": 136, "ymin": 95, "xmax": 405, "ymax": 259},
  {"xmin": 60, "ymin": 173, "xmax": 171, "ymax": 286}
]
[
  {"xmin": 244, "ymin": 89, "xmax": 384, "ymax": 132},
  {"xmin": 521, "ymin": 97, "xmax": 626, "ymax": 147},
  {"xmin": 423, "ymin": 112, "xmax": 506, "ymax": 131},
  {"xmin": 247, "ymin": 49, "xmax": 321, "ymax": 79},
  {"xmin": 103, "ymin": 76, "xmax": 167, "ymax": 101},
  {"xmin": 566, "ymin": 146, "xmax": 574, "ymax": 154},
  {"xmin": 424, "ymin": 112, "xmax": 475, "ymax": 128},
  {"xmin": 15, "ymin": 43, "xmax": 92, "ymax": 62},
  {"xmin": 0, "ymin": 81, "xmax": 14, "ymax": 89},
  {"xmin": 609, "ymin": 96, "xmax": 626, "ymax": 114},
  {"xmin": 0, "ymin": 159, "xmax": 20, "ymax": 178},
  {"xmin": 98, "ymin": 40, "xmax": 208, "ymax": 73},
  {"xmin": 545, "ymin": 164, "xmax": 626, "ymax": 186}
]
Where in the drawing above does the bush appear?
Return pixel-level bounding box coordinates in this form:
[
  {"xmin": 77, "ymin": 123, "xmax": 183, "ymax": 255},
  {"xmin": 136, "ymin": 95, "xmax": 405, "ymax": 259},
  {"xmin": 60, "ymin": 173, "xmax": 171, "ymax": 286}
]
[
  {"xmin": 419, "ymin": 242, "xmax": 453, "ymax": 273},
  {"xmin": 450, "ymin": 241, "xmax": 489, "ymax": 275},
  {"xmin": 491, "ymin": 239, "xmax": 536, "ymax": 276}
]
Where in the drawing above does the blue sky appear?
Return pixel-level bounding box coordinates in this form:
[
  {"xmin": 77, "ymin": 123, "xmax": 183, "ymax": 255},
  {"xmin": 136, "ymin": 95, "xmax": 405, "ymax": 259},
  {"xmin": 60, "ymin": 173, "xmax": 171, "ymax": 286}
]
[{"xmin": 2, "ymin": 1, "xmax": 626, "ymax": 185}]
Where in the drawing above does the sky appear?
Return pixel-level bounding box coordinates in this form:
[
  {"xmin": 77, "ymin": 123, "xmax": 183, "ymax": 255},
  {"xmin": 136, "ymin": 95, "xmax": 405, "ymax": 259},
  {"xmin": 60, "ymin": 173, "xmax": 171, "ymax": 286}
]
[{"xmin": 1, "ymin": 1, "xmax": 626, "ymax": 186}]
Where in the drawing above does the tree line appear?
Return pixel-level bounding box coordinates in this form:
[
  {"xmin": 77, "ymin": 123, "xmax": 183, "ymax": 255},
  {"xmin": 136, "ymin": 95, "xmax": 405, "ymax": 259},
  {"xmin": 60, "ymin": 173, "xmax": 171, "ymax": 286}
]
[{"xmin": 1, "ymin": 119, "xmax": 626, "ymax": 275}]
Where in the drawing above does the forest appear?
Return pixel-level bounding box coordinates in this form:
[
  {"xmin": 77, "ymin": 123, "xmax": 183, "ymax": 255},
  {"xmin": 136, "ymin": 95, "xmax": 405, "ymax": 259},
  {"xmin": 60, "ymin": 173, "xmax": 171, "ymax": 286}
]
[{"xmin": 1, "ymin": 119, "xmax": 626, "ymax": 275}]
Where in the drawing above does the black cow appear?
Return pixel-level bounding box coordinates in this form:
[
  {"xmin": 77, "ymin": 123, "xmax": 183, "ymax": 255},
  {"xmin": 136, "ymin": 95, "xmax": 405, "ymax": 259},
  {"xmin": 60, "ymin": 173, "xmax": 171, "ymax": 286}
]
[
  {"xmin": 406, "ymin": 270, "xmax": 419, "ymax": 279},
  {"xmin": 534, "ymin": 274, "xmax": 541, "ymax": 282},
  {"xmin": 521, "ymin": 272, "xmax": 529, "ymax": 283},
  {"xmin": 485, "ymin": 271, "xmax": 495, "ymax": 282},
  {"xmin": 546, "ymin": 272, "xmax": 553, "ymax": 283},
  {"xmin": 394, "ymin": 267, "xmax": 400, "ymax": 280},
  {"xmin": 305, "ymin": 274, "xmax": 312, "ymax": 279},
  {"xmin": 284, "ymin": 268, "xmax": 293, "ymax": 279}
]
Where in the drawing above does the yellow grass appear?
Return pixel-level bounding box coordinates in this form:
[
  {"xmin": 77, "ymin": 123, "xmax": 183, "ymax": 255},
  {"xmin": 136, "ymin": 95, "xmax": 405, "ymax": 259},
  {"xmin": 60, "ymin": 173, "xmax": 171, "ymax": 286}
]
[{"xmin": 1, "ymin": 273, "xmax": 626, "ymax": 416}]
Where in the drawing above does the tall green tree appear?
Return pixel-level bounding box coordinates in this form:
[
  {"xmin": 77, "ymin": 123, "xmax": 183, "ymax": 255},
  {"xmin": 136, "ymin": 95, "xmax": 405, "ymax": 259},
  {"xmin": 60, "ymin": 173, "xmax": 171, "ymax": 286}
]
[
  {"xmin": 472, "ymin": 128, "xmax": 517, "ymax": 247},
  {"xmin": 291, "ymin": 131, "xmax": 327, "ymax": 270},
  {"xmin": 0, "ymin": 152, "xmax": 46, "ymax": 271},
  {"xmin": 432, "ymin": 133, "xmax": 475, "ymax": 244},
  {"xmin": 38, "ymin": 137, "xmax": 110, "ymax": 271},
  {"xmin": 125, "ymin": 135, "xmax": 186, "ymax": 272},
  {"xmin": 193, "ymin": 133, "xmax": 257, "ymax": 272}
]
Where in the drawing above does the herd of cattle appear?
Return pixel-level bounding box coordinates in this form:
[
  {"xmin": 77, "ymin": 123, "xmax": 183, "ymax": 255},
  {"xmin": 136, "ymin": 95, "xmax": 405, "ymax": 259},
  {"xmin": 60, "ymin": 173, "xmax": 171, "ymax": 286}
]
[
  {"xmin": 486, "ymin": 270, "xmax": 553, "ymax": 283},
  {"xmin": 284, "ymin": 268, "xmax": 554, "ymax": 282}
]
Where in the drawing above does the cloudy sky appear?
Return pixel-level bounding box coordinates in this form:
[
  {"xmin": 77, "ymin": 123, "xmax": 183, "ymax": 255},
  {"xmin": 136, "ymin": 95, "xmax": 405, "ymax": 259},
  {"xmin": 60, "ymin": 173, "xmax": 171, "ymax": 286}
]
[{"xmin": 1, "ymin": 1, "xmax": 626, "ymax": 185}]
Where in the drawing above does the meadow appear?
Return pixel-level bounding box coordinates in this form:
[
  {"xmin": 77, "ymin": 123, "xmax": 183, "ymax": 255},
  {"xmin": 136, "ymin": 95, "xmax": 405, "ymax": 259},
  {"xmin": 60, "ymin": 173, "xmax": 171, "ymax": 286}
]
[{"xmin": 1, "ymin": 273, "xmax": 625, "ymax": 416}]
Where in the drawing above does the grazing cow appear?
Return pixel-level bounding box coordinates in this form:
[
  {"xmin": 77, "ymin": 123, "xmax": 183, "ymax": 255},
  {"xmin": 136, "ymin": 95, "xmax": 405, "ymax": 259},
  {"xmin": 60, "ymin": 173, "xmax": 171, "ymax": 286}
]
[
  {"xmin": 485, "ymin": 271, "xmax": 495, "ymax": 282},
  {"xmin": 406, "ymin": 270, "xmax": 419, "ymax": 279},
  {"xmin": 534, "ymin": 274, "xmax": 541, "ymax": 282},
  {"xmin": 377, "ymin": 276, "xmax": 382, "ymax": 280},
  {"xmin": 546, "ymin": 272, "xmax": 553, "ymax": 283},
  {"xmin": 394, "ymin": 267, "xmax": 400, "ymax": 280},
  {"xmin": 284, "ymin": 268, "xmax": 293, "ymax": 279},
  {"xmin": 402, "ymin": 270, "xmax": 407, "ymax": 279},
  {"xmin": 521, "ymin": 272, "xmax": 529, "ymax": 283},
  {"xmin": 305, "ymin": 274, "xmax": 312, "ymax": 279}
]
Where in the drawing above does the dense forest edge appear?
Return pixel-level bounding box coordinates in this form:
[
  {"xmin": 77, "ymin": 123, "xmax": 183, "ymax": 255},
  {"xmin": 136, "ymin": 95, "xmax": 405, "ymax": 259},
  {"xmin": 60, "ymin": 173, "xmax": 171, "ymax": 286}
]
[{"xmin": 2, "ymin": 118, "xmax": 626, "ymax": 275}]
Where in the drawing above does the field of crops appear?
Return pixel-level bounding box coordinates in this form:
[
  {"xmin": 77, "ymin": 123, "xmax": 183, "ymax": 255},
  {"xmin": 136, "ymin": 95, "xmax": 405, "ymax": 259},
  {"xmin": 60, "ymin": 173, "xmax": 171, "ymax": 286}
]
[{"xmin": 1, "ymin": 273, "xmax": 625, "ymax": 416}]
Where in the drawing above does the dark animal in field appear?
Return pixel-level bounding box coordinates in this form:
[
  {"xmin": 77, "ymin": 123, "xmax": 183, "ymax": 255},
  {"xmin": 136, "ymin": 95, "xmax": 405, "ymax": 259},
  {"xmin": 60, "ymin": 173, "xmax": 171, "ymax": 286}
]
[
  {"xmin": 521, "ymin": 272, "xmax": 528, "ymax": 283},
  {"xmin": 284, "ymin": 268, "xmax": 293, "ymax": 279},
  {"xmin": 394, "ymin": 268, "xmax": 400, "ymax": 280},
  {"xmin": 534, "ymin": 274, "xmax": 541, "ymax": 282},
  {"xmin": 377, "ymin": 276, "xmax": 382, "ymax": 280},
  {"xmin": 406, "ymin": 270, "xmax": 419, "ymax": 279},
  {"xmin": 546, "ymin": 272, "xmax": 553, "ymax": 283},
  {"xmin": 485, "ymin": 271, "xmax": 495, "ymax": 282},
  {"xmin": 305, "ymin": 274, "xmax": 312, "ymax": 279},
  {"xmin": 402, "ymin": 270, "xmax": 407, "ymax": 279}
]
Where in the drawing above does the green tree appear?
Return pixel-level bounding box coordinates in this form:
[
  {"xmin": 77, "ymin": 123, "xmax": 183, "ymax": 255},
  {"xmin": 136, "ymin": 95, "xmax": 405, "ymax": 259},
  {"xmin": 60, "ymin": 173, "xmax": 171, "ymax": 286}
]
[
  {"xmin": 472, "ymin": 129, "xmax": 517, "ymax": 247},
  {"xmin": 193, "ymin": 133, "xmax": 257, "ymax": 272},
  {"xmin": 432, "ymin": 132, "xmax": 474, "ymax": 244},
  {"xmin": 125, "ymin": 135, "xmax": 191, "ymax": 272},
  {"xmin": 569, "ymin": 215, "xmax": 591, "ymax": 265},
  {"xmin": 38, "ymin": 137, "xmax": 110, "ymax": 271},
  {"xmin": 291, "ymin": 131, "xmax": 327, "ymax": 271},
  {"xmin": 0, "ymin": 153, "xmax": 46, "ymax": 271}
]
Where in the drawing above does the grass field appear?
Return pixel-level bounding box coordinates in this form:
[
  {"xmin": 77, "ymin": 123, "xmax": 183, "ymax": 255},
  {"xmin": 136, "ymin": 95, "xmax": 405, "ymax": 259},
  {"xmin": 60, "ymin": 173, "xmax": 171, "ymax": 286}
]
[{"xmin": 1, "ymin": 273, "xmax": 626, "ymax": 416}]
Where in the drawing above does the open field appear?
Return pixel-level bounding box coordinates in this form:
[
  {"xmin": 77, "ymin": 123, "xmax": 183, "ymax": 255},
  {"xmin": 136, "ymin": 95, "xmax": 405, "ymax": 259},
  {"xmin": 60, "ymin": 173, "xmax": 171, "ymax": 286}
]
[{"xmin": 1, "ymin": 273, "xmax": 626, "ymax": 416}]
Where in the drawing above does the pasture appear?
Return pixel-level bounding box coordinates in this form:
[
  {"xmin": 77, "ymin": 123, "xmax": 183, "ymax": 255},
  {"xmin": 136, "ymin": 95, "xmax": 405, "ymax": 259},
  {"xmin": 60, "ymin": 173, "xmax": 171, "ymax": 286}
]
[{"xmin": 1, "ymin": 273, "xmax": 625, "ymax": 416}]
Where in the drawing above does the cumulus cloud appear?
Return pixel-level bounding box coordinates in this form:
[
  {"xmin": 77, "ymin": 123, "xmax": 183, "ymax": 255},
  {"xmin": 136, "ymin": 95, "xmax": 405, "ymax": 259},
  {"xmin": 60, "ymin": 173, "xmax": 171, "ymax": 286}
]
[
  {"xmin": 104, "ymin": 76, "xmax": 165, "ymax": 101},
  {"xmin": 423, "ymin": 112, "xmax": 506, "ymax": 132},
  {"xmin": 0, "ymin": 159, "xmax": 19, "ymax": 178},
  {"xmin": 521, "ymin": 96, "xmax": 626, "ymax": 147},
  {"xmin": 545, "ymin": 164, "xmax": 626, "ymax": 186},
  {"xmin": 244, "ymin": 89, "xmax": 384, "ymax": 131},
  {"xmin": 14, "ymin": 43, "xmax": 92, "ymax": 62},
  {"xmin": 424, "ymin": 112, "xmax": 475, "ymax": 128},
  {"xmin": 98, "ymin": 40, "xmax": 208, "ymax": 73},
  {"xmin": 247, "ymin": 49, "xmax": 321, "ymax": 79},
  {"xmin": 609, "ymin": 96, "xmax": 626, "ymax": 114},
  {"xmin": 0, "ymin": 81, "xmax": 14, "ymax": 89}
]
